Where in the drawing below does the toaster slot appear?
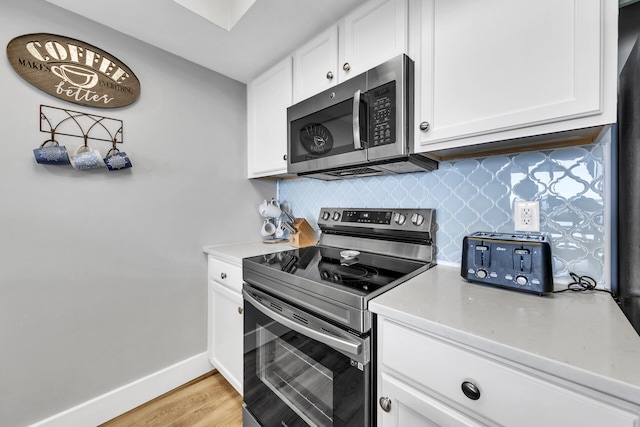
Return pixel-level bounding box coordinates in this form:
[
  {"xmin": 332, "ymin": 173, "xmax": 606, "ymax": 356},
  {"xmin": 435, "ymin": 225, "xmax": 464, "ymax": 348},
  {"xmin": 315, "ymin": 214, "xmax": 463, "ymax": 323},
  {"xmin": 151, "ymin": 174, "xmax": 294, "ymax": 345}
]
[
  {"xmin": 513, "ymin": 247, "xmax": 532, "ymax": 273},
  {"xmin": 474, "ymin": 244, "xmax": 490, "ymax": 267}
]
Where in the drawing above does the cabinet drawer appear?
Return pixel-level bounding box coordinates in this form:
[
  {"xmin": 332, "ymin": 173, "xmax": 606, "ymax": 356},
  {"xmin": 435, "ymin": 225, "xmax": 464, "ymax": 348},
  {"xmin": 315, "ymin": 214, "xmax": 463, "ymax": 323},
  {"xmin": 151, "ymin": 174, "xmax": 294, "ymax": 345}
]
[
  {"xmin": 380, "ymin": 319, "xmax": 639, "ymax": 427},
  {"xmin": 208, "ymin": 256, "xmax": 242, "ymax": 293}
]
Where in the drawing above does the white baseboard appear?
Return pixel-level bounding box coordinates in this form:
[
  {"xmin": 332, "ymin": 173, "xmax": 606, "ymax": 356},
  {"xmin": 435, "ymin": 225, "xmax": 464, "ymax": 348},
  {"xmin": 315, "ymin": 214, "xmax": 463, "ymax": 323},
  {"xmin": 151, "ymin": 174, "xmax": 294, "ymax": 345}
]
[{"xmin": 30, "ymin": 352, "xmax": 213, "ymax": 427}]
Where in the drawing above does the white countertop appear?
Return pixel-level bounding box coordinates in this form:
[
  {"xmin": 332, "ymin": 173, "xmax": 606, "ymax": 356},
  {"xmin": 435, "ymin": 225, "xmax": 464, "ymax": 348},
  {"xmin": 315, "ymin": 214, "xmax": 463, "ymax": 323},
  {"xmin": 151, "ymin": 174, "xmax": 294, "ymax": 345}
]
[
  {"xmin": 203, "ymin": 240, "xmax": 293, "ymax": 266},
  {"xmin": 369, "ymin": 265, "xmax": 640, "ymax": 406}
]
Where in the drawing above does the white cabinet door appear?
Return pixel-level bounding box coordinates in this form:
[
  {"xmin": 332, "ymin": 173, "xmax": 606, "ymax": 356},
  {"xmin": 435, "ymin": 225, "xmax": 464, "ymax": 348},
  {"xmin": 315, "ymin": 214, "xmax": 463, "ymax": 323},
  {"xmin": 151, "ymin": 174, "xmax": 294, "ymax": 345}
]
[
  {"xmin": 378, "ymin": 372, "xmax": 483, "ymax": 427},
  {"xmin": 339, "ymin": 0, "xmax": 408, "ymax": 82},
  {"xmin": 415, "ymin": 0, "xmax": 615, "ymax": 151},
  {"xmin": 247, "ymin": 56, "xmax": 292, "ymax": 178},
  {"xmin": 208, "ymin": 280, "xmax": 244, "ymax": 395},
  {"xmin": 378, "ymin": 317, "xmax": 640, "ymax": 427},
  {"xmin": 292, "ymin": 0, "xmax": 408, "ymax": 102},
  {"xmin": 293, "ymin": 26, "xmax": 338, "ymax": 104}
]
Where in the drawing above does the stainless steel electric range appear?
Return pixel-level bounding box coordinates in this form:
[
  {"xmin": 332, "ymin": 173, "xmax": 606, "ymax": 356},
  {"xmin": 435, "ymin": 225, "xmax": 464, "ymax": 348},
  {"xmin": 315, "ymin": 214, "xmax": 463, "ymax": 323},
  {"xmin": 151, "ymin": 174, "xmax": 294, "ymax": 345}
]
[{"xmin": 242, "ymin": 207, "xmax": 436, "ymax": 427}]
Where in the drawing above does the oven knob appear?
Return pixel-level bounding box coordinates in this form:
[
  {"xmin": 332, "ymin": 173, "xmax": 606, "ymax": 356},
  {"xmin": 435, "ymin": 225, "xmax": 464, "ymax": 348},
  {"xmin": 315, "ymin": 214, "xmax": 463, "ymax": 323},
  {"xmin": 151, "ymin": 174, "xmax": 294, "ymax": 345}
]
[
  {"xmin": 322, "ymin": 211, "xmax": 331, "ymax": 221},
  {"xmin": 515, "ymin": 275, "xmax": 528, "ymax": 286},
  {"xmin": 476, "ymin": 269, "xmax": 488, "ymax": 279},
  {"xmin": 332, "ymin": 211, "xmax": 341, "ymax": 221},
  {"xmin": 393, "ymin": 213, "xmax": 406, "ymax": 225},
  {"xmin": 411, "ymin": 213, "xmax": 425, "ymax": 226}
]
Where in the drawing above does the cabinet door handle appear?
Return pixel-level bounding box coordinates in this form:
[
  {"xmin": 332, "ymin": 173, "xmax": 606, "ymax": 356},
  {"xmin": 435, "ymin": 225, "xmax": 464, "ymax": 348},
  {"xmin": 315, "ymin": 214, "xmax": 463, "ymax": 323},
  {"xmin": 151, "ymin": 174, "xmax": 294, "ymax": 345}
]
[
  {"xmin": 343, "ymin": 62, "xmax": 351, "ymax": 71},
  {"xmin": 461, "ymin": 381, "xmax": 481, "ymax": 400},
  {"xmin": 237, "ymin": 307, "xmax": 243, "ymax": 315},
  {"xmin": 379, "ymin": 396, "xmax": 392, "ymax": 412},
  {"xmin": 220, "ymin": 273, "xmax": 227, "ymax": 280},
  {"xmin": 283, "ymin": 154, "xmax": 287, "ymax": 161},
  {"xmin": 326, "ymin": 71, "xmax": 334, "ymax": 80},
  {"xmin": 419, "ymin": 121, "xmax": 430, "ymax": 132}
]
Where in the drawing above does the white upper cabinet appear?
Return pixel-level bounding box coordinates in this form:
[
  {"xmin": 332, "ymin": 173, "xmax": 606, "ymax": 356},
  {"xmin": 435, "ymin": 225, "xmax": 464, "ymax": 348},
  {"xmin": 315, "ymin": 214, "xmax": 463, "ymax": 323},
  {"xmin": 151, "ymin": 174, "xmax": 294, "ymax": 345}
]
[
  {"xmin": 293, "ymin": 27, "xmax": 339, "ymax": 103},
  {"xmin": 247, "ymin": 56, "xmax": 292, "ymax": 178},
  {"xmin": 413, "ymin": 0, "xmax": 617, "ymax": 153},
  {"xmin": 338, "ymin": 0, "xmax": 408, "ymax": 81},
  {"xmin": 293, "ymin": 0, "xmax": 408, "ymax": 103}
]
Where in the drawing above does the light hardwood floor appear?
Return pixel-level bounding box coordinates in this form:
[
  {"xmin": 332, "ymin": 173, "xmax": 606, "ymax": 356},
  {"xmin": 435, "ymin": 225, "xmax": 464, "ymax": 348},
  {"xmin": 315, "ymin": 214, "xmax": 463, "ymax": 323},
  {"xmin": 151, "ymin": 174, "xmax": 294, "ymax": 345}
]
[{"xmin": 99, "ymin": 371, "xmax": 242, "ymax": 427}]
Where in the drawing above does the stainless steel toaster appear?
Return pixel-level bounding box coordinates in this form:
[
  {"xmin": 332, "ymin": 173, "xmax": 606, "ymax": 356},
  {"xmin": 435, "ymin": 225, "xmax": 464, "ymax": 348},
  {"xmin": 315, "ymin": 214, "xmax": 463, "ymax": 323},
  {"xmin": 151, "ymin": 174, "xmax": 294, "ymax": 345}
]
[{"xmin": 461, "ymin": 232, "xmax": 553, "ymax": 295}]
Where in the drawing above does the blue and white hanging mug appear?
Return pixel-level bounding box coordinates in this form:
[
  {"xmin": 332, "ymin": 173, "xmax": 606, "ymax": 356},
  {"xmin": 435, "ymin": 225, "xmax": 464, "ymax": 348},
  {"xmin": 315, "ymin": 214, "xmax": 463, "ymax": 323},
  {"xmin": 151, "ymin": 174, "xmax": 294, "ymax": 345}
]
[
  {"xmin": 70, "ymin": 144, "xmax": 105, "ymax": 170},
  {"xmin": 33, "ymin": 139, "xmax": 69, "ymax": 165},
  {"xmin": 103, "ymin": 147, "xmax": 132, "ymax": 171}
]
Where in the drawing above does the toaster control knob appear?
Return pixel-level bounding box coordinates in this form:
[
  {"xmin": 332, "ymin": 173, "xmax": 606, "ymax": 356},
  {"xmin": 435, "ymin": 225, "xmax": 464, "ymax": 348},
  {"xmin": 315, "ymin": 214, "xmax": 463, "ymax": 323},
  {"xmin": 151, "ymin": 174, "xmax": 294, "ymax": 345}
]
[
  {"xmin": 322, "ymin": 211, "xmax": 331, "ymax": 221},
  {"xmin": 394, "ymin": 213, "xmax": 406, "ymax": 225},
  {"xmin": 515, "ymin": 275, "xmax": 528, "ymax": 286},
  {"xmin": 332, "ymin": 211, "xmax": 341, "ymax": 221},
  {"xmin": 411, "ymin": 213, "xmax": 425, "ymax": 226},
  {"xmin": 476, "ymin": 269, "xmax": 488, "ymax": 279}
]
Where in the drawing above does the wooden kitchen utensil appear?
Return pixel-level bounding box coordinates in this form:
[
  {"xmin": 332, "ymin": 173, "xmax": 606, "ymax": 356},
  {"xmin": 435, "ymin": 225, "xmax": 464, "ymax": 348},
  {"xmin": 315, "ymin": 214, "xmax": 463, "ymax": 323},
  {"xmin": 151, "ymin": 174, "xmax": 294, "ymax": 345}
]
[{"xmin": 289, "ymin": 218, "xmax": 319, "ymax": 248}]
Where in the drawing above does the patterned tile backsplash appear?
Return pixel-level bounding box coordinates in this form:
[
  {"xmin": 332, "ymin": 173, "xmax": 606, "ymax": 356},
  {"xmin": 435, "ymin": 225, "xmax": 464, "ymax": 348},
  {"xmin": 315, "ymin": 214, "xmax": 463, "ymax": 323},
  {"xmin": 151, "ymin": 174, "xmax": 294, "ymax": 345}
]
[{"xmin": 278, "ymin": 138, "xmax": 609, "ymax": 283}]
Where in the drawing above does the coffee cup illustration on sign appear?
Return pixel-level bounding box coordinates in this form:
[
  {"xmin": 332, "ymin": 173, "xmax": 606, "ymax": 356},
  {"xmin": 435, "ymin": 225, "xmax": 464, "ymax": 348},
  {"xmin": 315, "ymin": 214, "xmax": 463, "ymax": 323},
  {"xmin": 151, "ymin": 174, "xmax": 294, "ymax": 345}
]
[{"xmin": 50, "ymin": 64, "xmax": 99, "ymax": 89}]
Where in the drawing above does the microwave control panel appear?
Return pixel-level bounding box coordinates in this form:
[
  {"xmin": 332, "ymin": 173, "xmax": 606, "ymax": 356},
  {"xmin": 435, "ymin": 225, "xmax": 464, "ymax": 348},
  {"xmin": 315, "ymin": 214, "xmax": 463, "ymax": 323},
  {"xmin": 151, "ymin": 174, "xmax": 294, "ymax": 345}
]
[{"xmin": 369, "ymin": 82, "xmax": 396, "ymax": 147}]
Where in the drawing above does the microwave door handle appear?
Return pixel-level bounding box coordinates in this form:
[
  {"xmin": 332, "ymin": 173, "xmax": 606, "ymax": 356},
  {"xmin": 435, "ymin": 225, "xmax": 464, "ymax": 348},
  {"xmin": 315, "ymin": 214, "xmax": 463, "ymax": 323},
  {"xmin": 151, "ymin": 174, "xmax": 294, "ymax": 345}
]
[
  {"xmin": 243, "ymin": 288, "xmax": 362, "ymax": 359},
  {"xmin": 353, "ymin": 90, "xmax": 364, "ymax": 150}
]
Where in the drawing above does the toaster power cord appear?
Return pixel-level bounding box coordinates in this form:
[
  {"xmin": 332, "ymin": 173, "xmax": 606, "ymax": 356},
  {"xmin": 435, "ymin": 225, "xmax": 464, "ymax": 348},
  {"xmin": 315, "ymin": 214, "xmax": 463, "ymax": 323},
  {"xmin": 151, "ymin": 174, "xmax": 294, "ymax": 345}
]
[{"xmin": 553, "ymin": 272, "xmax": 616, "ymax": 297}]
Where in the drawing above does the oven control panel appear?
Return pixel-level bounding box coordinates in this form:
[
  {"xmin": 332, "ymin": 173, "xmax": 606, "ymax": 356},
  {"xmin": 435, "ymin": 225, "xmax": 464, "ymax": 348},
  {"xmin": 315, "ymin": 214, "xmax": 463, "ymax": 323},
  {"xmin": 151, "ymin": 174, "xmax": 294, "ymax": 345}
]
[{"xmin": 318, "ymin": 208, "xmax": 434, "ymax": 232}]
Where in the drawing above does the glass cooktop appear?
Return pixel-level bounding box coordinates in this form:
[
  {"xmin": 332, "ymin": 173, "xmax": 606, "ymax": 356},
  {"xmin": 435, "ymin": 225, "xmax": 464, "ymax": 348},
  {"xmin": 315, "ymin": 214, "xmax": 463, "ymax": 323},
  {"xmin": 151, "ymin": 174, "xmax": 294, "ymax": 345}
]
[{"xmin": 243, "ymin": 245, "xmax": 427, "ymax": 295}]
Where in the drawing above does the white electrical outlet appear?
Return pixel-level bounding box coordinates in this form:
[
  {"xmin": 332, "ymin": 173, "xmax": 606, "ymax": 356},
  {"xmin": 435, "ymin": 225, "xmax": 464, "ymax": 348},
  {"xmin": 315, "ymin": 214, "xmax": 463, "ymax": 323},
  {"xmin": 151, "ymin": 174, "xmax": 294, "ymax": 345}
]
[{"xmin": 514, "ymin": 201, "xmax": 540, "ymax": 232}]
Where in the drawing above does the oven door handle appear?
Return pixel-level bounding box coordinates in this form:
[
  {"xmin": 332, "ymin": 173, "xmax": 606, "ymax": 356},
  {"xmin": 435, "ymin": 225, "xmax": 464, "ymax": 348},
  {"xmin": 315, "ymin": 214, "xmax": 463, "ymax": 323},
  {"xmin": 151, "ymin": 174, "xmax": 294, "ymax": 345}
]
[{"xmin": 243, "ymin": 289, "xmax": 362, "ymax": 359}]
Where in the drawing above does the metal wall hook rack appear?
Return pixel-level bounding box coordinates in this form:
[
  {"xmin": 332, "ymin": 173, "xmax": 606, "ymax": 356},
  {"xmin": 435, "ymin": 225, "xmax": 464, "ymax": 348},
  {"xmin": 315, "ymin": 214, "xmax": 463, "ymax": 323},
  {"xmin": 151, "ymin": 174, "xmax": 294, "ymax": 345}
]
[{"xmin": 39, "ymin": 105, "xmax": 123, "ymax": 146}]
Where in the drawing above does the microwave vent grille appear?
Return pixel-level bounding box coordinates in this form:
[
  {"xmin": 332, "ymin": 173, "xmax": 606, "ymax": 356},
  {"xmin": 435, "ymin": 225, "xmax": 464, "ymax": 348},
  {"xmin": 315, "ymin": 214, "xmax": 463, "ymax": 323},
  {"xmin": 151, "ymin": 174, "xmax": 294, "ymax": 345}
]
[{"xmin": 328, "ymin": 167, "xmax": 380, "ymax": 177}]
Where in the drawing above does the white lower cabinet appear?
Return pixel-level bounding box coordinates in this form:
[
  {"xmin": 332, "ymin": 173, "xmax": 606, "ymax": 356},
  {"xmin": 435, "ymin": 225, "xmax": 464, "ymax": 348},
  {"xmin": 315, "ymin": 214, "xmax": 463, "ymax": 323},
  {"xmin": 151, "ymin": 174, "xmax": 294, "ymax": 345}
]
[
  {"xmin": 376, "ymin": 316, "xmax": 640, "ymax": 427},
  {"xmin": 379, "ymin": 372, "xmax": 482, "ymax": 427},
  {"xmin": 207, "ymin": 255, "xmax": 244, "ymax": 395}
]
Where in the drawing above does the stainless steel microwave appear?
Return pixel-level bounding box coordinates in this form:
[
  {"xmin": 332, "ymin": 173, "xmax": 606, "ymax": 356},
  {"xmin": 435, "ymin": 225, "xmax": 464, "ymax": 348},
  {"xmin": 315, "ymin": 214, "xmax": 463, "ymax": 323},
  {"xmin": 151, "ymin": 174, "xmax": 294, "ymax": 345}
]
[{"xmin": 287, "ymin": 54, "xmax": 437, "ymax": 180}]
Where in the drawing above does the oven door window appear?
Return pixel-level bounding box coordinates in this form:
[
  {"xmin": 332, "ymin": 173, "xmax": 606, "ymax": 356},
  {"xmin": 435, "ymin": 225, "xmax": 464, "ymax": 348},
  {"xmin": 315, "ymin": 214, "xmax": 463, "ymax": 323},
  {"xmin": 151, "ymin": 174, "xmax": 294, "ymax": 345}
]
[
  {"xmin": 244, "ymin": 296, "xmax": 368, "ymax": 427},
  {"xmin": 258, "ymin": 326, "xmax": 334, "ymax": 426}
]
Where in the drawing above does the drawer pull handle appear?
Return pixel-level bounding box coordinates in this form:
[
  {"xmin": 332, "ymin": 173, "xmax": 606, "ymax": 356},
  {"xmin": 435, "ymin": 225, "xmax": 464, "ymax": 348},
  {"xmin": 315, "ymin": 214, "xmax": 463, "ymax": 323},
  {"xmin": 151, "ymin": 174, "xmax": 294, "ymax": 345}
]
[
  {"xmin": 237, "ymin": 307, "xmax": 243, "ymax": 315},
  {"xmin": 461, "ymin": 381, "xmax": 481, "ymax": 400},
  {"xmin": 220, "ymin": 273, "xmax": 227, "ymax": 280},
  {"xmin": 379, "ymin": 396, "xmax": 392, "ymax": 412}
]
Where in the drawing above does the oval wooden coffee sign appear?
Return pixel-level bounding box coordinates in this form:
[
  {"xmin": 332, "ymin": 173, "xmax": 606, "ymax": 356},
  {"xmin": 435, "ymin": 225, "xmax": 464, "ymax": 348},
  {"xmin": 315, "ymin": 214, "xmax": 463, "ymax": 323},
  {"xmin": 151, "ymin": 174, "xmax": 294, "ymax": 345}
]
[{"xmin": 6, "ymin": 33, "xmax": 140, "ymax": 108}]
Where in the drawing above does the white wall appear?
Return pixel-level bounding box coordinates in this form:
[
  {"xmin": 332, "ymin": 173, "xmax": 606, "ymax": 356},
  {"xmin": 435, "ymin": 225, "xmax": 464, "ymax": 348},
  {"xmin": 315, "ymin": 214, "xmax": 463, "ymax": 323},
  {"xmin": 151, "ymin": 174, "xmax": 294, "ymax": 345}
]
[{"xmin": 0, "ymin": 1, "xmax": 275, "ymax": 426}]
